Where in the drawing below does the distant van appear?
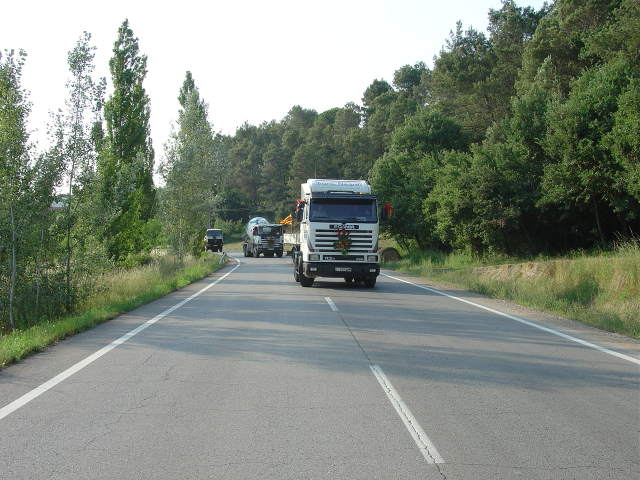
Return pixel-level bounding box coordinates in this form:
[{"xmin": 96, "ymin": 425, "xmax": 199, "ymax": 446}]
[{"xmin": 204, "ymin": 229, "xmax": 224, "ymax": 252}]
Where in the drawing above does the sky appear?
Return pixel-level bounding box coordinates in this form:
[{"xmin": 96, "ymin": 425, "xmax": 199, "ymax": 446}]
[{"xmin": 2, "ymin": 0, "xmax": 548, "ymax": 159}]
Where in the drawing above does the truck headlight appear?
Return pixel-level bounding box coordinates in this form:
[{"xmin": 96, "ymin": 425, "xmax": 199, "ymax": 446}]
[
  {"xmin": 309, "ymin": 254, "xmax": 320, "ymax": 261},
  {"xmin": 367, "ymin": 255, "xmax": 378, "ymax": 262}
]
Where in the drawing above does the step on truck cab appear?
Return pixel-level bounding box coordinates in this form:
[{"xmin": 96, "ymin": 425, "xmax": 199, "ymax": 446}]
[{"xmin": 292, "ymin": 179, "xmax": 381, "ymax": 288}]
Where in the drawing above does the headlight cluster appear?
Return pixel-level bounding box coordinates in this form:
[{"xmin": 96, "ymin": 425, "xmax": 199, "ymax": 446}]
[
  {"xmin": 309, "ymin": 254, "xmax": 320, "ymax": 261},
  {"xmin": 367, "ymin": 255, "xmax": 378, "ymax": 262}
]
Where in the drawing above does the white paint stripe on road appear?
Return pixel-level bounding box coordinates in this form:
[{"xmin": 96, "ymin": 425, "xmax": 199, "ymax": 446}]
[
  {"xmin": 323, "ymin": 297, "xmax": 443, "ymax": 464},
  {"xmin": 370, "ymin": 364, "xmax": 444, "ymax": 464},
  {"xmin": 0, "ymin": 261, "xmax": 241, "ymax": 422},
  {"xmin": 382, "ymin": 272, "xmax": 640, "ymax": 366},
  {"xmin": 325, "ymin": 297, "xmax": 339, "ymax": 312}
]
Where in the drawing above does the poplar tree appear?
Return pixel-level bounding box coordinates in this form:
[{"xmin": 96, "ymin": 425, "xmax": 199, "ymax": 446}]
[
  {"xmin": 160, "ymin": 72, "xmax": 218, "ymax": 258},
  {"xmin": 0, "ymin": 50, "xmax": 30, "ymax": 329},
  {"xmin": 99, "ymin": 19, "xmax": 155, "ymax": 262},
  {"xmin": 51, "ymin": 32, "xmax": 105, "ymax": 309}
]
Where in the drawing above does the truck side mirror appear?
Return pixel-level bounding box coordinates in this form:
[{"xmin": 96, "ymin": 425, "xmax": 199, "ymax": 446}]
[
  {"xmin": 380, "ymin": 203, "xmax": 393, "ymax": 222},
  {"xmin": 294, "ymin": 201, "xmax": 305, "ymax": 222}
]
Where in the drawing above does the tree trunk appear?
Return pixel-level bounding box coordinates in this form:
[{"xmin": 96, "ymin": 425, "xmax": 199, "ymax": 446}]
[
  {"xmin": 65, "ymin": 218, "xmax": 72, "ymax": 312},
  {"xmin": 35, "ymin": 226, "xmax": 44, "ymax": 322},
  {"xmin": 593, "ymin": 199, "xmax": 605, "ymax": 247},
  {"xmin": 65, "ymin": 152, "xmax": 76, "ymax": 312},
  {"xmin": 9, "ymin": 204, "xmax": 17, "ymax": 330}
]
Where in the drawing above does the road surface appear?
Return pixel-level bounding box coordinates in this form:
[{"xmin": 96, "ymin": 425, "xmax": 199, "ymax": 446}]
[{"xmin": 1, "ymin": 253, "xmax": 638, "ymax": 479}]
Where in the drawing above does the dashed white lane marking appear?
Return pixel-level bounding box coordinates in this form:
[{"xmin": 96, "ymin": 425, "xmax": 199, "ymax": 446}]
[
  {"xmin": 382, "ymin": 272, "xmax": 640, "ymax": 367},
  {"xmin": 325, "ymin": 296, "xmax": 444, "ymax": 464},
  {"xmin": 325, "ymin": 297, "xmax": 339, "ymax": 312},
  {"xmin": 370, "ymin": 364, "xmax": 444, "ymax": 464},
  {"xmin": 0, "ymin": 261, "xmax": 241, "ymax": 422}
]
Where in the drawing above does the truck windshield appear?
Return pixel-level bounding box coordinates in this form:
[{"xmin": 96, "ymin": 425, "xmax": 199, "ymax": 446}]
[
  {"xmin": 309, "ymin": 199, "xmax": 377, "ymax": 223},
  {"xmin": 206, "ymin": 230, "xmax": 222, "ymax": 238},
  {"xmin": 258, "ymin": 226, "xmax": 282, "ymax": 235}
]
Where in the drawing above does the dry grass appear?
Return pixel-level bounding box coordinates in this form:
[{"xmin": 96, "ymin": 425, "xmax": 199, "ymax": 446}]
[
  {"xmin": 220, "ymin": 240, "xmax": 244, "ymax": 252},
  {"xmin": 386, "ymin": 242, "xmax": 640, "ymax": 339},
  {"xmin": 0, "ymin": 254, "xmax": 226, "ymax": 368}
]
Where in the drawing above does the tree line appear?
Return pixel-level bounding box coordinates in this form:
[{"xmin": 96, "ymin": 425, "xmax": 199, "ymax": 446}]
[
  {"xmin": 217, "ymin": 0, "xmax": 639, "ymax": 255},
  {"xmin": 1, "ymin": 0, "xmax": 639, "ymax": 332}
]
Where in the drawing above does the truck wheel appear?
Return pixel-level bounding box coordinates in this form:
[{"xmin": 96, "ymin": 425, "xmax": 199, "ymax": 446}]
[
  {"xmin": 300, "ymin": 271, "xmax": 314, "ymax": 287},
  {"xmin": 364, "ymin": 277, "xmax": 376, "ymax": 288},
  {"xmin": 345, "ymin": 276, "xmax": 354, "ymax": 284},
  {"xmin": 276, "ymin": 251, "xmax": 283, "ymax": 258}
]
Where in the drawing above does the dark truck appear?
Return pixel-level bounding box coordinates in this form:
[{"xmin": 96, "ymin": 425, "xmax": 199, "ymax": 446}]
[{"xmin": 204, "ymin": 229, "xmax": 224, "ymax": 252}]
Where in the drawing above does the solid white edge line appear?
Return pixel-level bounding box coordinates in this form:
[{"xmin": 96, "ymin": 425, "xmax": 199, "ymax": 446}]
[
  {"xmin": 382, "ymin": 272, "xmax": 640, "ymax": 366},
  {"xmin": 370, "ymin": 364, "xmax": 444, "ymax": 464},
  {"xmin": 0, "ymin": 260, "xmax": 241, "ymax": 422},
  {"xmin": 325, "ymin": 297, "xmax": 339, "ymax": 312}
]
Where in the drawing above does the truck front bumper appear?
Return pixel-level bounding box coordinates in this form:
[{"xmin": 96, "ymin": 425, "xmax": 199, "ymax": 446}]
[
  {"xmin": 302, "ymin": 262, "xmax": 379, "ymax": 278},
  {"xmin": 257, "ymin": 244, "xmax": 283, "ymax": 253}
]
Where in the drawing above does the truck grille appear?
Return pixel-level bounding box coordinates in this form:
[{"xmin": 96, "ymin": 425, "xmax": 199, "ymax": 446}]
[
  {"xmin": 313, "ymin": 229, "xmax": 374, "ymax": 253},
  {"xmin": 261, "ymin": 240, "xmax": 282, "ymax": 248},
  {"xmin": 322, "ymin": 255, "xmax": 365, "ymax": 261}
]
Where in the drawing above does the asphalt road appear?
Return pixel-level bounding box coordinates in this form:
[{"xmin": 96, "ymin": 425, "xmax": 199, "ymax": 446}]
[{"xmin": 1, "ymin": 252, "xmax": 638, "ymax": 479}]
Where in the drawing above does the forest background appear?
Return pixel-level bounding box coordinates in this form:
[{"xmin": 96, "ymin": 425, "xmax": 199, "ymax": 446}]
[{"xmin": 1, "ymin": 0, "xmax": 638, "ymax": 334}]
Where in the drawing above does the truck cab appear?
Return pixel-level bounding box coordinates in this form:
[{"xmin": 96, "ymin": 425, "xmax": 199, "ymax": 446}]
[
  {"xmin": 204, "ymin": 228, "xmax": 224, "ymax": 252},
  {"xmin": 292, "ymin": 179, "xmax": 380, "ymax": 288}
]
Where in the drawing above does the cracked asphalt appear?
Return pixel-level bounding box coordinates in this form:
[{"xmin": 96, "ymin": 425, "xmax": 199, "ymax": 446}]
[{"xmin": 0, "ymin": 252, "xmax": 638, "ymax": 479}]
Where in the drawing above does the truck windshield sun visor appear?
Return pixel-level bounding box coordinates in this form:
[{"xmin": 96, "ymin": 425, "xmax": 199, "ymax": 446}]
[
  {"xmin": 309, "ymin": 198, "xmax": 377, "ymax": 223},
  {"xmin": 258, "ymin": 226, "xmax": 282, "ymax": 234}
]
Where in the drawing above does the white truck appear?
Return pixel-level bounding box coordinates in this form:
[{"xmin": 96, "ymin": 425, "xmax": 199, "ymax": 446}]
[{"xmin": 290, "ymin": 179, "xmax": 382, "ymax": 288}]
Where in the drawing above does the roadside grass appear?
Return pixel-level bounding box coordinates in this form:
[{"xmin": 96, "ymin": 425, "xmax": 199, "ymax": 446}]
[
  {"xmin": 378, "ymin": 235, "xmax": 403, "ymax": 251},
  {"xmin": 222, "ymin": 240, "xmax": 244, "ymax": 252},
  {"xmin": 0, "ymin": 254, "xmax": 226, "ymax": 368},
  {"xmin": 384, "ymin": 241, "xmax": 640, "ymax": 339}
]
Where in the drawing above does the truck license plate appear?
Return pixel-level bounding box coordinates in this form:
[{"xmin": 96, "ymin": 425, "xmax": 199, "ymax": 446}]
[{"xmin": 335, "ymin": 267, "xmax": 351, "ymax": 272}]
